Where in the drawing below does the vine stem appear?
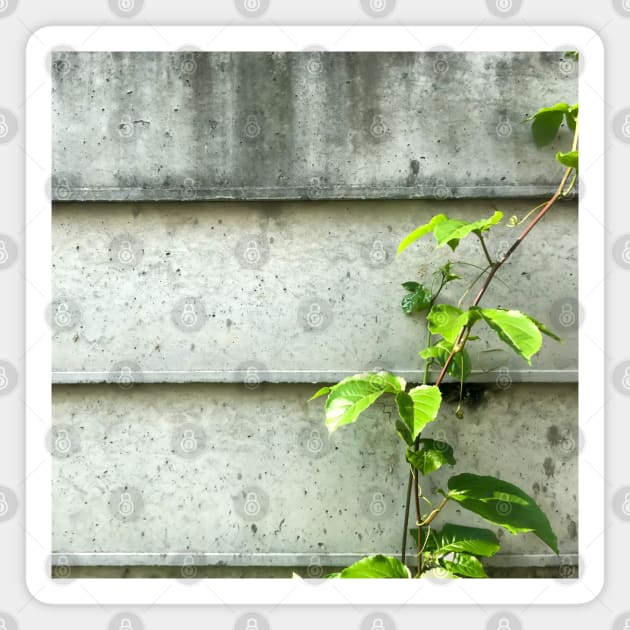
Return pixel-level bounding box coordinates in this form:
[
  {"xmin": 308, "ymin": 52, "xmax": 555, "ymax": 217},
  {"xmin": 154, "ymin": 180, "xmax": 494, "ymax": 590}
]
[
  {"xmin": 406, "ymin": 119, "xmax": 578, "ymax": 577},
  {"xmin": 435, "ymin": 125, "xmax": 578, "ymax": 385}
]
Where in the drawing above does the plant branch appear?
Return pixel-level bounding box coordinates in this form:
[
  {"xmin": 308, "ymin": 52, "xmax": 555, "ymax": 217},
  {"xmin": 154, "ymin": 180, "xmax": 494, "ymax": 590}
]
[
  {"xmin": 435, "ymin": 123, "xmax": 578, "ymax": 386},
  {"xmin": 413, "ymin": 468, "xmax": 422, "ymax": 577},
  {"xmin": 401, "ymin": 472, "xmax": 412, "ymax": 565},
  {"xmin": 477, "ymin": 234, "xmax": 495, "ymax": 267},
  {"xmin": 417, "ymin": 497, "xmax": 449, "ymax": 527}
]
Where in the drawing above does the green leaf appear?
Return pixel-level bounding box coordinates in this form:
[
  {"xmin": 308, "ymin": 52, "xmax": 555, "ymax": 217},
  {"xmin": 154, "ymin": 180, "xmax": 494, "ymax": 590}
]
[
  {"xmin": 527, "ymin": 103, "xmax": 571, "ymax": 147},
  {"xmin": 310, "ymin": 386, "xmax": 331, "ymax": 400},
  {"xmin": 556, "ymin": 150, "xmax": 578, "ymax": 170},
  {"xmin": 473, "ymin": 307, "xmax": 542, "ymax": 364},
  {"xmin": 427, "ymin": 305, "xmax": 468, "ymax": 343},
  {"xmin": 401, "ymin": 282, "xmax": 432, "ymax": 315},
  {"xmin": 421, "ymin": 340, "xmax": 472, "ymax": 381},
  {"xmin": 397, "ymin": 214, "xmax": 448, "ymax": 255},
  {"xmin": 337, "ymin": 555, "xmax": 412, "ymax": 578},
  {"xmin": 439, "ymin": 552, "xmax": 487, "ymax": 578},
  {"xmin": 525, "ymin": 314, "xmax": 563, "ymax": 343},
  {"xmin": 324, "ymin": 372, "xmax": 406, "ymax": 433},
  {"xmin": 406, "ymin": 438, "xmax": 455, "ymax": 475},
  {"xmin": 565, "ymin": 104, "xmax": 579, "ymax": 132},
  {"xmin": 395, "ymin": 386, "xmax": 442, "ymax": 442},
  {"xmin": 439, "ymin": 261, "xmax": 462, "ymax": 283},
  {"xmin": 395, "ymin": 418, "xmax": 414, "ymax": 446},
  {"xmin": 446, "ymin": 473, "xmax": 559, "ymax": 554},
  {"xmin": 424, "ymin": 523, "xmax": 500, "ymax": 557},
  {"xmin": 433, "ymin": 211, "xmax": 503, "ymax": 251}
]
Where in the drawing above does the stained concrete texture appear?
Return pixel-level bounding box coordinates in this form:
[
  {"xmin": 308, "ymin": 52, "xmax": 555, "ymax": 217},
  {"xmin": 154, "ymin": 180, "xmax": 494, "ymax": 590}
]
[
  {"xmin": 52, "ymin": 199, "xmax": 578, "ymax": 384},
  {"xmin": 52, "ymin": 382, "xmax": 578, "ymax": 567},
  {"xmin": 51, "ymin": 51, "xmax": 578, "ymax": 201}
]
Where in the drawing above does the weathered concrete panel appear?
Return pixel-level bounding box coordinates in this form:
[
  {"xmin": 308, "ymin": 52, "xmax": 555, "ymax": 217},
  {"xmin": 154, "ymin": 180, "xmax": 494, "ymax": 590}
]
[
  {"xmin": 52, "ymin": 382, "xmax": 578, "ymax": 566},
  {"xmin": 51, "ymin": 52, "xmax": 578, "ymax": 201},
  {"xmin": 52, "ymin": 199, "xmax": 578, "ymax": 384}
]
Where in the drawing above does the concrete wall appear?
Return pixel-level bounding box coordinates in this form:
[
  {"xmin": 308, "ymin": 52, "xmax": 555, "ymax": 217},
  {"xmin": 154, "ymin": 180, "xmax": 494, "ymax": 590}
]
[{"xmin": 51, "ymin": 51, "xmax": 578, "ymax": 575}]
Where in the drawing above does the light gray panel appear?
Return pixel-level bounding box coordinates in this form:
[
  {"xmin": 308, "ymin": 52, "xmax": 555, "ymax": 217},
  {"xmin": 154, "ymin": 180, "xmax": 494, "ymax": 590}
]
[
  {"xmin": 51, "ymin": 199, "xmax": 578, "ymax": 383},
  {"xmin": 51, "ymin": 383, "xmax": 578, "ymax": 565},
  {"xmin": 51, "ymin": 51, "xmax": 578, "ymax": 201}
]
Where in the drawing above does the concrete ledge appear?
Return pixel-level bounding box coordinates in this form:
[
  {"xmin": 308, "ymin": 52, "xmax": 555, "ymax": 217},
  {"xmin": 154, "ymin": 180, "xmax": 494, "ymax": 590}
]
[
  {"xmin": 52, "ymin": 51, "xmax": 578, "ymax": 201},
  {"xmin": 52, "ymin": 382, "xmax": 578, "ymax": 564},
  {"xmin": 52, "ymin": 199, "xmax": 578, "ymax": 382}
]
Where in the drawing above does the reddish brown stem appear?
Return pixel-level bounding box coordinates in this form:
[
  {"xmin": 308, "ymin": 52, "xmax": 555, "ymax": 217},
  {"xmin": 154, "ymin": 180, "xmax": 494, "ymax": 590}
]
[{"xmin": 434, "ymin": 165, "xmax": 574, "ymax": 387}]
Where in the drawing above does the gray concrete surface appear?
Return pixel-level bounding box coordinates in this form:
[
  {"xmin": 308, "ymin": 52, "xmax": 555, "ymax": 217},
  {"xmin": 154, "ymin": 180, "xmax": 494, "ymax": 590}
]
[
  {"xmin": 51, "ymin": 199, "xmax": 578, "ymax": 384},
  {"xmin": 51, "ymin": 52, "xmax": 578, "ymax": 201},
  {"xmin": 52, "ymin": 382, "xmax": 578, "ymax": 567},
  {"xmin": 50, "ymin": 50, "xmax": 578, "ymax": 574}
]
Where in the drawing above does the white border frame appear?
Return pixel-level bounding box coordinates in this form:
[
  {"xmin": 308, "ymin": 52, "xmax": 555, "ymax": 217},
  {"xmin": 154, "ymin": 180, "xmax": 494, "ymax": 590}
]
[{"xmin": 26, "ymin": 25, "xmax": 604, "ymax": 605}]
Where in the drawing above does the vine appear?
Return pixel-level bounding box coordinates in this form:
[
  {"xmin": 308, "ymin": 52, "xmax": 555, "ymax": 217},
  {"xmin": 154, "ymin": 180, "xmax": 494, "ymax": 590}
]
[{"xmin": 310, "ymin": 87, "xmax": 579, "ymax": 578}]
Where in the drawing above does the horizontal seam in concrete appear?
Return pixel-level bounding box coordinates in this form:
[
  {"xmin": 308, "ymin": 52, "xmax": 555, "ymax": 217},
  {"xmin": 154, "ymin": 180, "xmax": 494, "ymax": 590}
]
[
  {"xmin": 52, "ymin": 552, "xmax": 577, "ymax": 568},
  {"xmin": 51, "ymin": 369, "xmax": 579, "ymax": 385},
  {"xmin": 54, "ymin": 185, "xmax": 579, "ymax": 203}
]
